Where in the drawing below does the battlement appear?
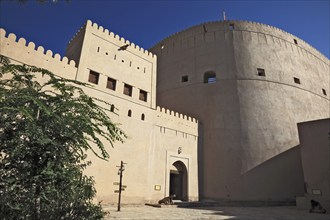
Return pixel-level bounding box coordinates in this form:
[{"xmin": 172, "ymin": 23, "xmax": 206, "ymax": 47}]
[
  {"xmin": 68, "ymin": 20, "xmax": 156, "ymax": 61},
  {"xmin": 67, "ymin": 23, "xmax": 86, "ymax": 48},
  {"xmin": 0, "ymin": 28, "xmax": 77, "ymax": 68},
  {"xmin": 0, "ymin": 28, "xmax": 78, "ymax": 80},
  {"xmin": 151, "ymin": 20, "xmax": 329, "ymax": 64},
  {"xmin": 156, "ymin": 106, "xmax": 198, "ymax": 124}
]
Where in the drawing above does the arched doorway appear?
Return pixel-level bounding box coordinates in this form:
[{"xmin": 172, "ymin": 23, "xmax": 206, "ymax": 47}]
[{"xmin": 169, "ymin": 161, "xmax": 188, "ymax": 201}]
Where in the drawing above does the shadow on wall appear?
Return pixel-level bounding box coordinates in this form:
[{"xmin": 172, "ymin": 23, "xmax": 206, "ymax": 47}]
[{"xmin": 240, "ymin": 145, "xmax": 305, "ymax": 203}]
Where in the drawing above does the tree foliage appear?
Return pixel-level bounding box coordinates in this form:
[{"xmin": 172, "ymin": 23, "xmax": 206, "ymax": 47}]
[{"xmin": 0, "ymin": 56, "xmax": 126, "ymax": 219}]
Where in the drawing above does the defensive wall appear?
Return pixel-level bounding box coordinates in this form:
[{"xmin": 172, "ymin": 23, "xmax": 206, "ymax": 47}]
[
  {"xmin": 150, "ymin": 20, "xmax": 329, "ymax": 203},
  {"xmin": 0, "ymin": 28, "xmax": 77, "ymax": 80},
  {"xmin": 0, "ymin": 20, "xmax": 199, "ymax": 204}
]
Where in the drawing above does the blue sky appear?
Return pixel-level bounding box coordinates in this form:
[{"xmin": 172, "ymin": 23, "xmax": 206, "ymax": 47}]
[{"xmin": 0, "ymin": 0, "xmax": 329, "ymax": 58}]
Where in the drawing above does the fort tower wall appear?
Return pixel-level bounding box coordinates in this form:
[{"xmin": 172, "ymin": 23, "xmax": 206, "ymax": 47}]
[{"xmin": 150, "ymin": 20, "xmax": 330, "ymax": 203}]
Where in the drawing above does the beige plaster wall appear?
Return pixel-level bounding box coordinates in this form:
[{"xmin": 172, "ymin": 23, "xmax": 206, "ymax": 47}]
[
  {"xmin": 150, "ymin": 20, "xmax": 329, "ymax": 203},
  {"xmin": 0, "ymin": 20, "xmax": 199, "ymax": 204},
  {"xmin": 0, "ymin": 28, "xmax": 77, "ymax": 80}
]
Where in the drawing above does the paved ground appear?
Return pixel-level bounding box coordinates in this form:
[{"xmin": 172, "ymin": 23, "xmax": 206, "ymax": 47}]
[{"xmin": 104, "ymin": 205, "xmax": 330, "ymax": 220}]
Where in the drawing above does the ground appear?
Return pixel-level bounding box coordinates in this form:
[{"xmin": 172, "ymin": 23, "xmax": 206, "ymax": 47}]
[{"xmin": 104, "ymin": 205, "xmax": 330, "ymax": 220}]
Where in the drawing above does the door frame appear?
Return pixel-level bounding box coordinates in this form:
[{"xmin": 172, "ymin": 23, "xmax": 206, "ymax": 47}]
[{"xmin": 165, "ymin": 152, "xmax": 190, "ymax": 201}]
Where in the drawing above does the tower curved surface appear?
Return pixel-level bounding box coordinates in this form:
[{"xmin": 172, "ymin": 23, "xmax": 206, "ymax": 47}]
[{"xmin": 150, "ymin": 20, "xmax": 330, "ymax": 202}]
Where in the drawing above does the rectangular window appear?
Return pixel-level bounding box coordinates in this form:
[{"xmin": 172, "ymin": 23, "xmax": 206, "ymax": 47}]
[
  {"xmin": 294, "ymin": 39, "xmax": 298, "ymax": 45},
  {"xmin": 139, "ymin": 90, "xmax": 148, "ymax": 102},
  {"xmin": 257, "ymin": 68, "xmax": 266, "ymax": 76},
  {"xmin": 88, "ymin": 70, "xmax": 99, "ymax": 84},
  {"xmin": 294, "ymin": 77, "xmax": 301, "ymax": 84},
  {"xmin": 123, "ymin": 84, "xmax": 133, "ymax": 96},
  {"xmin": 106, "ymin": 77, "xmax": 116, "ymax": 90},
  {"xmin": 181, "ymin": 75, "xmax": 189, "ymax": 82}
]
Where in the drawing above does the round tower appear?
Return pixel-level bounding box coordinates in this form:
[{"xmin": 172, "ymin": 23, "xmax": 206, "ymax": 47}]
[{"xmin": 150, "ymin": 20, "xmax": 330, "ymax": 203}]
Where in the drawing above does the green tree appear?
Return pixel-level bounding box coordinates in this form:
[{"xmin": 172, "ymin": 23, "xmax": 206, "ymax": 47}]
[{"xmin": 0, "ymin": 56, "xmax": 126, "ymax": 219}]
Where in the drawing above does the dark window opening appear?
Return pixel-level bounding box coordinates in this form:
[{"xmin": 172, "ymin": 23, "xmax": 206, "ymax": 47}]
[
  {"xmin": 139, "ymin": 90, "xmax": 148, "ymax": 102},
  {"xmin": 294, "ymin": 39, "xmax": 298, "ymax": 45},
  {"xmin": 106, "ymin": 77, "xmax": 116, "ymax": 90},
  {"xmin": 122, "ymin": 60, "xmax": 124, "ymax": 63},
  {"xmin": 294, "ymin": 77, "xmax": 301, "ymax": 84},
  {"xmin": 97, "ymin": 47, "xmax": 100, "ymax": 52},
  {"xmin": 114, "ymin": 55, "xmax": 116, "ymax": 60},
  {"xmin": 137, "ymin": 67, "xmax": 140, "ymax": 70},
  {"xmin": 181, "ymin": 75, "xmax": 189, "ymax": 82},
  {"xmin": 144, "ymin": 67, "xmax": 146, "ymax": 73},
  {"xmin": 204, "ymin": 71, "xmax": 216, "ymax": 83},
  {"xmin": 88, "ymin": 70, "xmax": 99, "ymax": 84},
  {"xmin": 322, "ymin": 89, "xmax": 327, "ymax": 96},
  {"xmin": 141, "ymin": 113, "xmax": 145, "ymax": 121},
  {"xmin": 257, "ymin": 68, "xmax": 266, "ymax": 76},
  {"xmin": 110, "ymin": 104, "xmax": 115, "ymax": 112},
  {"xmin": 124, "ymin": 84, "xmax": 133, "ymax": 96},
  {"xmin": 229, "ymin": 24, "xmax": 235, "ymax": 30},
  {"xmin": 105, "ymin": 52, "xmax": 108, "ymax": 55},
  {"xmin": 130, "ymin": 61, "xmax": 132, "ymax": 67},
  {"xmin": 128, "ymin": 109, "xmax": 132, "ymax": 117}
]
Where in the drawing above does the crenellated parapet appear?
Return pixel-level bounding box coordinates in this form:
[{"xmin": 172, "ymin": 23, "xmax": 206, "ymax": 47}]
[
  {"xmin": 150, "ymin": 20, "xmax": 329, "ymax": 66},
  {"xmin": 83, "ymin": 20, "xmax": 156, "ymax": 60},
  {"xmin": 156, "ymin": 106, "xmax": 198, "ymax": 123},
  {"xmin": 67, "ymin": 23, "xmax": 86, "ymax": 48},
  {"xmin": 155, "ymin": 106, "xmax": 198, "ymax": 136},
  {"xmin": 0, "ymin": 28, "xmax": 77, "ymax": 79},
  {"xmin": 231, "ymin": 20, "xmax": 329, "ymax": 65}
]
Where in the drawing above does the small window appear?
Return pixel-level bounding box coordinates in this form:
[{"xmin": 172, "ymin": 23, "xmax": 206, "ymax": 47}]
[
  {"xmin": 106, "ymin": 77, "xmax": 116, "ymax": 90},
  {"xmin": 181, "ymin": 75, "xmax": 189, "ymax": 82},
  {"xmin": 141, "ymin": 113, "xmax": 145, "ymax": 121},
  {"xmin": 123, "ymin": 84, "xmax": 133, "ymax": 96},
  {"xmin": 257, "ymin": 68, "xmax": 266, "ymax": 76},
  {"xmin": 122, "ymin": 60, "xmax": 124, "ymax": 63},
  {"xmin": 139, "ymin": 90, "xmax": 148, "ymax": 102},
  {"xmin": 204, "ymin": 71, "xmax": 216, "ymax": 83},
  {"xmin": 294, "ymin": 77, "xmax": 301, "ymax": 84},
  {"xmin": 97, "ymin": 47, "xmax": 100, "ymax": 52},
  {"xmin": 128, "ymin": 110, "xmax": 132, "ymax": 117},
  {"xmin": 88, "ymin": 70, "xmax": 99, "ymax": 84},
  {"xmin": 110, "ymin": 104, "xmax": 115, "ymax": 112},
  {"xmin": 322, "ymin": 89, "xmax": 327, "ymax": 96},
  {"xmin": 105, "ymin": 52, "xmax": 108, "ymax": 55},
  {"xmin": 294, "ymin": 39, "xmax": 298, "ymax": 45},
  {"xmin": 229, "ymin": 23, "xmax": 235, "ymax": 30}
]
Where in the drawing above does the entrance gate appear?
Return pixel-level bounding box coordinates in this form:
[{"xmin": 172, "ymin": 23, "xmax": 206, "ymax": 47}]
[{"xmin": 169, "ymin": 161, "xmax": 188, "ymax": 201}]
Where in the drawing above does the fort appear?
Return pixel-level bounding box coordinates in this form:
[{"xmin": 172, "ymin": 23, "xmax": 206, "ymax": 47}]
[{"xmin": 0, "ymin": 19, "xmax": 329, "ymax": 210}]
